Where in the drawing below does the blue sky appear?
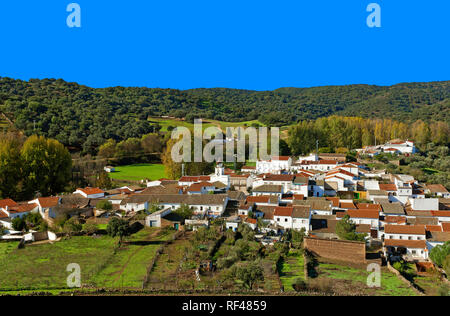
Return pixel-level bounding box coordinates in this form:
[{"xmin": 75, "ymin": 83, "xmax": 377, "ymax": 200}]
[{"xmin": 0, "ymin": 1, "xmax": 448, "ymax": 90}]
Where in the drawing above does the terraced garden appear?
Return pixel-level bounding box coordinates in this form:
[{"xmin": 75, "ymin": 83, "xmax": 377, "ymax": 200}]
[{"xmin": 279, "ymin": 249, "xmax": 305, "ymax": 292}]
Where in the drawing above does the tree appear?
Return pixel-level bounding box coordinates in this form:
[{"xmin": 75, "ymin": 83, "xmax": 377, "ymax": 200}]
[
  {"xmin": 96, "ymin": 200, "xmax": 113, "ymax": 211},
  {"xmin": 430, "ymin": 241, "xmax": 450, "ymax": 267},
  {"xmin": 83, "ymin": 222, "xmax": 99, "ymax": 235},
  {"xmin": 96, "ymin": 170, "xmax": 113, "ymax": 189},
  {"xmin": 175, "ymin": 204, "xmax": 193, "ymax": 220},
  {"xmin": 24, "ymin": 212, "xmax": 44, "ymax": 230},
  {"xmin": 106, "ymin": 217, "xmax": 130, "ymax": 244},
  {"xmin": 62, "ymin": 217, "xmax": 83, "ymax": 235},
  {"xmin": 233, "ymin": 261, "xmax": 264, "ymax": 290},
  {"xmin": 21, "ymin": 135, "xmax": 72, "ymax": 197},
  {"xmin": 335, "ymin": 215, "xmax": 366, "ymax": 241},
  {"xmin": 0, "ymin": 137, "xmax": 22, "ymax": 199},
  {"xmin": 141, "ymin": 133, "xmax": 163, "ymax": 153},
  {"xmin": 443, "ymin": 254, "xmax": 450, "ymax": 277},
  {"xmin": 12, "ymin": 216, "xmax": 27, "ymax": 232},
  {"xmin": 98, "ymin": 139, "xmax": 117, "ymax": 158}
]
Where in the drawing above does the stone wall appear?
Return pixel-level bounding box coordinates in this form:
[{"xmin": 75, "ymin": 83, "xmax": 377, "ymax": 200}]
[{"xmin": 304, "ymin": 237, "xmax": 366, "ymax": 263}]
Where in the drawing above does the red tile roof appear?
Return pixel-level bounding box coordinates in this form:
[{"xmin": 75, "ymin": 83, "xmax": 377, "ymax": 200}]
[
  {"xmin": 179, "ymin": 176, "xmax": 211, "ymax": 182},
  {"xmin": 187, "ymin": 182, "xmax": 213, "ymax": 192},
  {"xmin": 431, "ymin": 211, "xmax": 450, "ymax": 217},
  {"xmin": 442, "ymin": 223, "xmax": 450, "ymax": 232},
  {"xmin": 384, "ymin": 216, "xmax": 407, "ymax": 224},
  {"xmin": 356, "ymin": 203, "xmax": 381, "ymax": 211},
  {"xmin": 318, "ymin": 160, "xmax": 339, "ymax": 165},
  {"xmin": 339, "ymin": 202, "xmax": 357, "ymax": 209},
  {"xmin": 426, "ymin": 225, "xmax": 443, "ymax": 232},
  {"xmin": 245, "ymin": 217, "xmax": 257, "ymax": 224},
  {"xmin": 37, "ymin": 197, "xmax": 60, "ymax": 208},
  {"xmin": 384, "ymin": 239, "xmax": 427, "ymax": 249},
  {"xmin": 385, "ymin": 225, "xmax": 426, "ymax": 235},
  {"xmin": 326, "ymin": 197, "xmax": 340, "ymax": 207},
  {"xmin": 264, "ymin": 174, "xmax": 295, "ymax": 182},
  {"xmin": 379, "ymin": 183, "xmax": 397, "ymax": 191},
  {"xmin": 77, "ymin": 187, "xmax": 104, "ymax": 195},
  {"xmin": 426, "ymin": 184, "xmax": 449, "ymax": 193},
  {"xmin": 0, "ymin": 199, "xmax": 18, "ymax": 209},
  {"xmin": 274, "ymin": 206, "xmax": 293, "ymax": 217},
  {"xmin": 9, "ymin": 203, "xmax": 38, "ymax": 214},
  {"xmin": 346, "ymin": 209, "xmax": 379, "ymax": 219},
  {"xmin": 246, "ymin": 196, "xmax": 270, "ymax": 204},
  {"xmin": 272, "ymin": 156, "xmax": 291, "ymax": 161},
  {"xmin": 327, "ymin": 169, "xmax": 355, "ymax": 178}
]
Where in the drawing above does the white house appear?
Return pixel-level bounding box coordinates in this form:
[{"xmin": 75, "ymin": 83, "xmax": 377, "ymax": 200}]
[
  {"xmin": 74, "ymin": 187, "xmax": 105, "ymax": 199},
  {"xmin": 124, "ymin": 194, "xmax": 229, "ymax": 218},
  {"xmin": 410, "ymin": 198, "xmax": 439, "ymax": 211},
  {"xmin": 252, "ymin": 185, "xmax": 283, "ymax": 198},
  {"xmin": 426, "ymin": 184, "xmax": 450, "ymax": 198},
  {"xmin": 273, "ymin": 206, "xmax": 311, "ymax": 232},
  {"xmin": 256, "ymin": 156, "xmax": 292, "ymax": 174},
  {"xmin": 383, "ymin": 224, "xmax": 426, "ymax": 241},
  {"xmin": 384, "ymin": 239, "xmax": 428, "ymax": 260},
  {"xmin": 338, "ymin": 209, "xmax": 380, "ymax": 229},
  {"xmin": 28, "ymin": 197, "xmax": 61, "ymax": 219},
  {"xmin": 104, "ymin": 166, "xmax": 115, "ymax": 173},
  {"xmin": 381, "ymin": 140, "xmax": 417, "ymax": 155}
]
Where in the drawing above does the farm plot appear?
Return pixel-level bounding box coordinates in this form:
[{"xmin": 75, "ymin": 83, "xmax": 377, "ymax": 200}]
[
  {"xmin": 279, "ymin": 249, "xmax": 305, "ymax": 292},
  {"xmin": 0, "ymin": 236, "xmax": 117, "ymax": 292},
  {"xmin": 314, "ymin": 261, "xmax": 418, "ymax": 296},
  {"xmin": 145, "ymin": 232, "xmax": 193, "ymax": 290},
  {"xmin": 90, "ymin": 228, "xmax": 174, "ymax": 289}
]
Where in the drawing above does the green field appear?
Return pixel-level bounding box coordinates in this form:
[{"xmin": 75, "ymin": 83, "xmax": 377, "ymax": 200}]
[
  {"xmin": 109, "ymin": 163, "xmax": 167, "ymax": 181},
  {"xmin": 279, "ymin": 249, "xmax": 305, "ymax": 292},
  {"xmin": 315, "ymin": 261, "xmax": 418, "ymax": 296},
  {"xmin": 0, "ymin": 228, "xmax": 172, "ymax": 292},
  {"xmin": 91, "ymin": 228, "xmax": 174, "ymax": 288},
  {"xmin": 0, "ymin": 236, "xmax": 117, "ymax": 291},
  {"xmin": 148, "ymin": 117, "xmax": 265, "ymax": 133}
]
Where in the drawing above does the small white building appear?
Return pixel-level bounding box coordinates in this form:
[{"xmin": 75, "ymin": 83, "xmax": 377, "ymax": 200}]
[
  {"xmin": 273, "ymin": 206, "xmax": 311, "ymax": 232},
  {"xmin": 74, "ymin": 187, "xmax": 105, "ymax": 199}
]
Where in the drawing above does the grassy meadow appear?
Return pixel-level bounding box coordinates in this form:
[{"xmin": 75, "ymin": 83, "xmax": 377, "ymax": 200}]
[
  {"xmin": 0, "ymin": 228, "xmax": 173, "ymax": 292},
  {"xmin": 109, "ymin": 163, "xmax": 167, "ymax": 181}
]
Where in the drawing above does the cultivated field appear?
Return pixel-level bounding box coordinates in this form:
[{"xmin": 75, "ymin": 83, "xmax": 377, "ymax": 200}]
[
  {"xmin": 279, "ymin": 249, "xmax": 305, "ymax": 292},
  {"xmin": 0, "ymin": 227, "xmax": 173, "ymax": 293},
  {"xmin": 310, "ymin": 260, "xmax": 418, "ymax": 296},
  {"xmin": 109, "ymin": 163, "xmax": 167, "ymax": 181}
]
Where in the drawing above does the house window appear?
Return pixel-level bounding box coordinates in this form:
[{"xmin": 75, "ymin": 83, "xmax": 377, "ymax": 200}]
[
  {"xmin": 277, "ymin": 218, "xmax": 280, "ymax": 222},
  {"xmin": 412, "ymin": 250, "xmax": 416, "ymax": 255},
  {"xmin": 285, "ymin": 218, "xmax": 288, "ymax": 222},
  {"xmin": 408, "ymin": 236, "xmax": 412, "ymax": 240}
]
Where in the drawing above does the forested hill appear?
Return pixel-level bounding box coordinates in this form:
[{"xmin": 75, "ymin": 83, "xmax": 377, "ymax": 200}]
[{"xmin": 0, "ymin": 77, "xmax": 448, "ymax": 152}]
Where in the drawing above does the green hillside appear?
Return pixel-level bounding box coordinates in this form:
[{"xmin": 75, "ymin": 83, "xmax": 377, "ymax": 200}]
[{"xmin": 0, "ymin": 77, "xmax": 448, "ymax": 152}]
